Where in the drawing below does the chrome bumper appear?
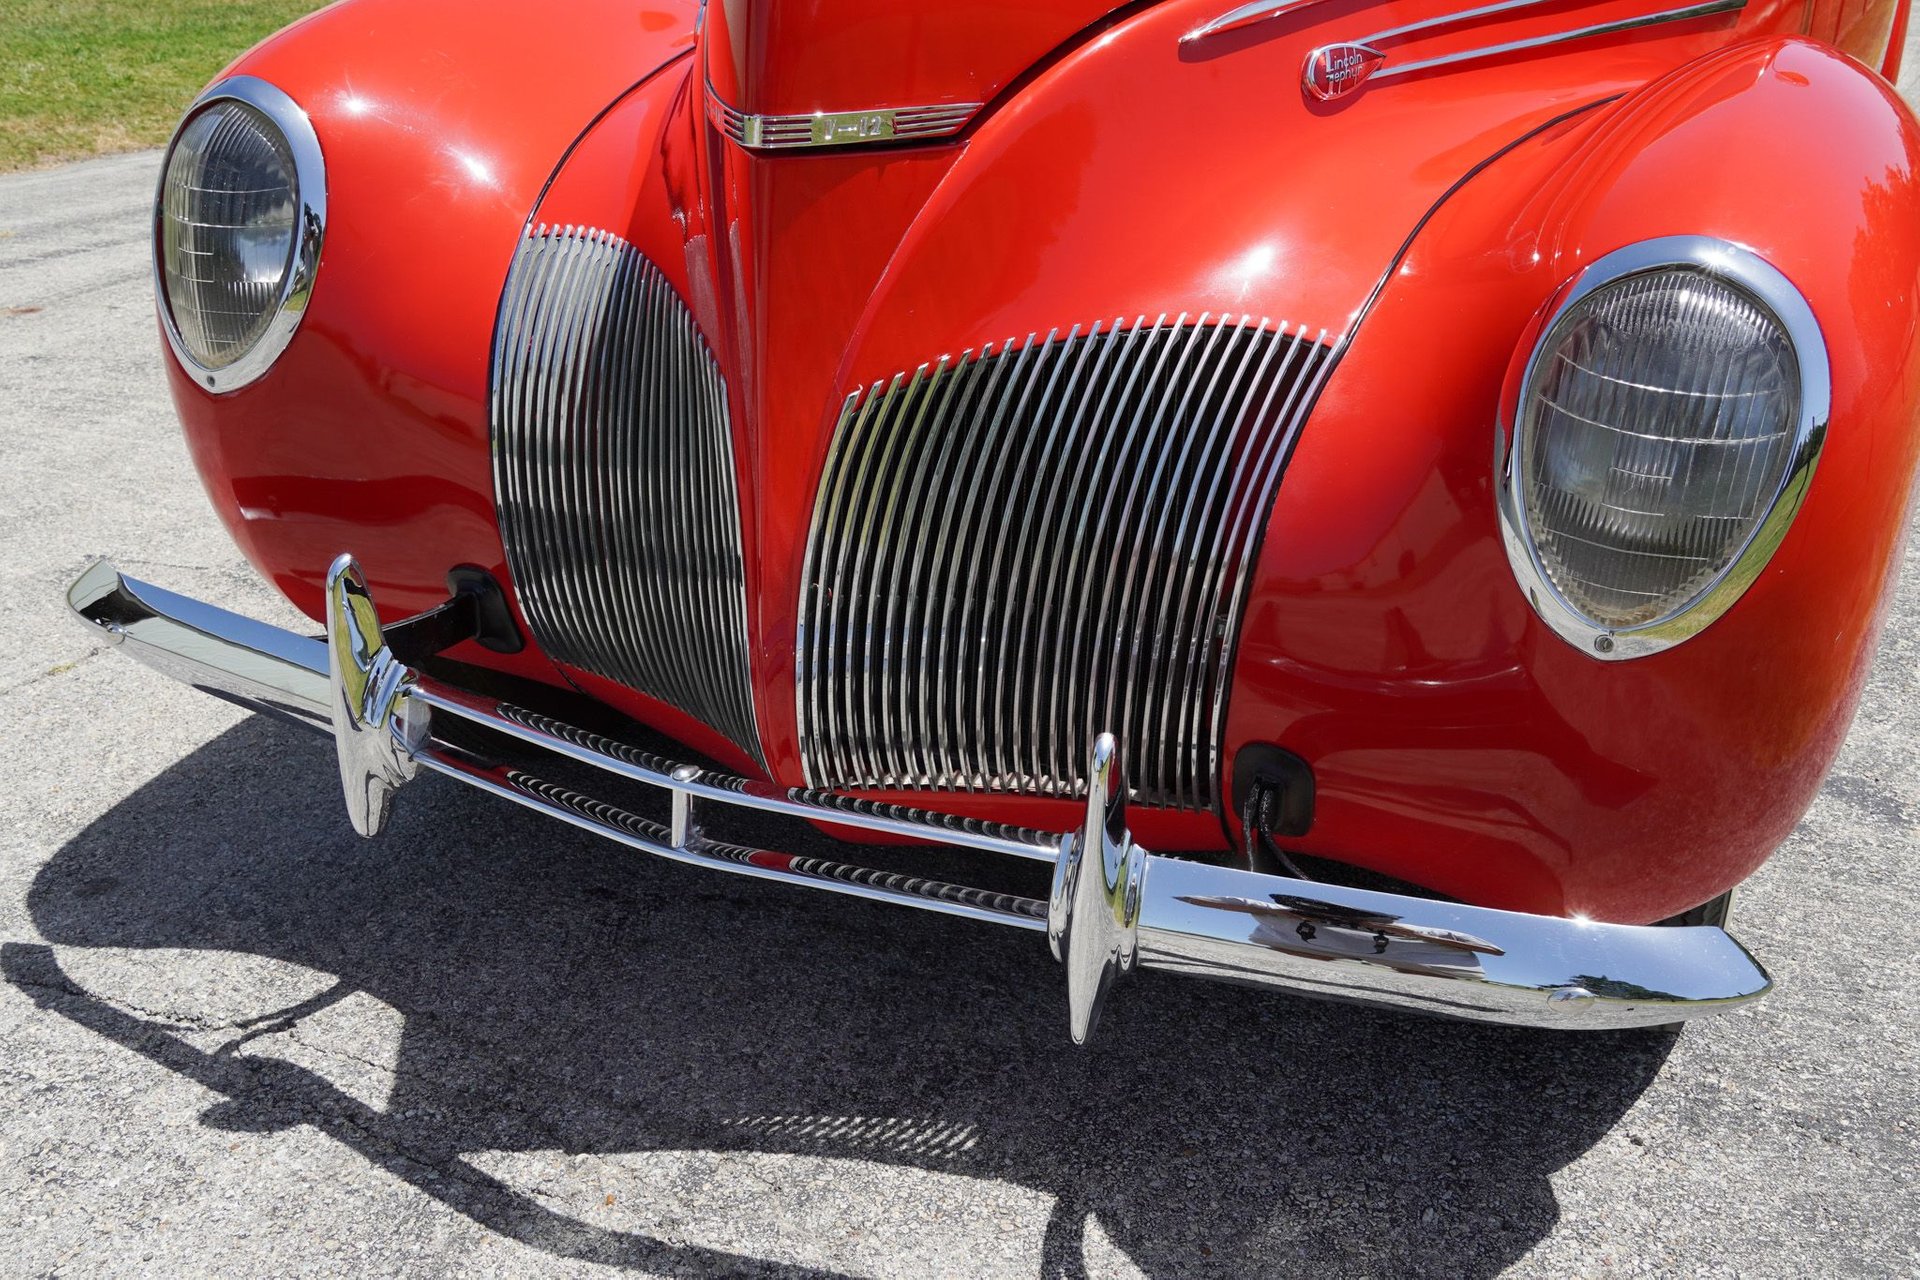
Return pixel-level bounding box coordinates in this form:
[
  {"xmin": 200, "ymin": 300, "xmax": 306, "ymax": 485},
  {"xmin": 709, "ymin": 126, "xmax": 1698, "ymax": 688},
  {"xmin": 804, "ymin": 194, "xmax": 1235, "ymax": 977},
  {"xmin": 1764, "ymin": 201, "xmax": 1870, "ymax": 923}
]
[{"xmin": 67, "ymin": 556, "xmax": 1772, "ymax": 1038}]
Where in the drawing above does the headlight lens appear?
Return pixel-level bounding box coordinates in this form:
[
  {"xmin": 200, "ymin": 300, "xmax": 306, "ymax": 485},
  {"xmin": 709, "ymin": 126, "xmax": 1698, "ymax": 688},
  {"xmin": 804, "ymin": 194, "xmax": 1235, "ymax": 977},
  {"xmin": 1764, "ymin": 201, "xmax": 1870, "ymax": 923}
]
[
  {"xmin": 1503, "ymin": 239, "xmax": 1827, "ymax": 657},
  {"xmin": 160, "ymin": 102, "xmax": 296, "ymax": 366},
  {"xmin": 156, "ymin": 77, "xmax": 324, "ymax": 391}
]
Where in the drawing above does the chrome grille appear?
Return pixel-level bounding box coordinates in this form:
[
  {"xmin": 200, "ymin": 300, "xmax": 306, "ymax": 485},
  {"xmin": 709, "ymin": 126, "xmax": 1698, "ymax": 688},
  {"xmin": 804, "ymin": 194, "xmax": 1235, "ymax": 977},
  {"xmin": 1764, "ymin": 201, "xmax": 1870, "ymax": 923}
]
[
  {"xmin": 491, "ymin": 225, "xmax": 762, "ymax": 766},
  {"xmin": 797, "ymin": 315, "xmax": 1335, "ymax": 810}
]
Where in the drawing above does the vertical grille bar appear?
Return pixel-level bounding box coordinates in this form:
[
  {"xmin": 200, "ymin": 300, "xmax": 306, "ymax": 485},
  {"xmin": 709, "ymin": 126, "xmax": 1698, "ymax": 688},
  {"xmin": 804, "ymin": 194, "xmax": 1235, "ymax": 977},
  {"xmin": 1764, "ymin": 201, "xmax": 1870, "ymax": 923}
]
[
  {"xmin": 797, "ymin": 317, "xmax": 1333, "ymax": 810},
  {"xmin": 492, "ymin": 225, "xmax": 763, "ymax": 767}
]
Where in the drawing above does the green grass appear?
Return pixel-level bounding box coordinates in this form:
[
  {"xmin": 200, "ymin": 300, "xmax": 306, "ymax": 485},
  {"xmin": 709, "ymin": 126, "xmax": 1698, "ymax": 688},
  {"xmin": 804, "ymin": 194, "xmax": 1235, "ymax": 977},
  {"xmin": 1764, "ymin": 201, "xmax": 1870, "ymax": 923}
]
[{"xmin": 0, "ymin": 0, "xmax": 330, "ymax": 172}]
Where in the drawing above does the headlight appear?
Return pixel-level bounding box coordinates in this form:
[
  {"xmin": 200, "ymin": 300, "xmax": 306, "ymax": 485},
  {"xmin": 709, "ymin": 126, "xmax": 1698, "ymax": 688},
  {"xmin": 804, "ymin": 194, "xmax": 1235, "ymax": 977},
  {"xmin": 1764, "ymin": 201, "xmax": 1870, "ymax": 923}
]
[
  {"xmin": 156, "ymin": 76, "xmax": 325, "ymax": 393},
  {"xmin": 1499, "ymin": 237, "xmax": 1828, "ymax": 659}
]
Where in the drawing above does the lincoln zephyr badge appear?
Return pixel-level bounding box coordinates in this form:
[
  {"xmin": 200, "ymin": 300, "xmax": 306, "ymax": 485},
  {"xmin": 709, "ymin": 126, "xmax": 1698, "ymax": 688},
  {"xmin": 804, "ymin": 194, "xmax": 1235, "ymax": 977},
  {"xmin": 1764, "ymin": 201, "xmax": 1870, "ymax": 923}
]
[{"xmin": 1303, "ymin": 42, "xmax": 1387, "ymax": 100}]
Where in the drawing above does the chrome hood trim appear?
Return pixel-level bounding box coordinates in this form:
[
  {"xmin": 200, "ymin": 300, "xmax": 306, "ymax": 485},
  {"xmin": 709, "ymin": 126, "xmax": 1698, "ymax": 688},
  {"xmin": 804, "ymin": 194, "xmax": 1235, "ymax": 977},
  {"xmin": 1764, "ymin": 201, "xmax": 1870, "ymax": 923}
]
[
  {"xmin": 707, "ymin": 85, "xmax": 981, "ymax": 150},
  {"xmin": 1186, "ymin": 0, "xmax": 1748, "ymax": 103},
  {"xmin": 1303, "ymin": 0, "xmax": 1747, "ymax": 100}
]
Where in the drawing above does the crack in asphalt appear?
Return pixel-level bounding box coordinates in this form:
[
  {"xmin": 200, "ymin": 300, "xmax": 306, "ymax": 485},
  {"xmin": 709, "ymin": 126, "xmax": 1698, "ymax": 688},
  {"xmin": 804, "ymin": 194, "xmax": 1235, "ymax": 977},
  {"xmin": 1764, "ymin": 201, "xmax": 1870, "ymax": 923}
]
[{"xmin": 0, "ymin": 650, "xmax": 107, "ymax": 702}]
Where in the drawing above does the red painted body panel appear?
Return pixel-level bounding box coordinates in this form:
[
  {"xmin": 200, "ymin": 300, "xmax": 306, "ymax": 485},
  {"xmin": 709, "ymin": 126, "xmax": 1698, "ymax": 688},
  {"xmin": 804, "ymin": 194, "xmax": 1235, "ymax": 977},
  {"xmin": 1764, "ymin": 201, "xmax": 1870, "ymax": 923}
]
[
  {"xmin": 1225, "ymin": 39, "xmax": 1920, "ymax": 920},
  {"xmin": 169, "ymin": 0, "xmax": 700, "ymax": 691},
  {"xmin": 170, "ymin": 0, "xmax": 1920, "ymax": 917}
]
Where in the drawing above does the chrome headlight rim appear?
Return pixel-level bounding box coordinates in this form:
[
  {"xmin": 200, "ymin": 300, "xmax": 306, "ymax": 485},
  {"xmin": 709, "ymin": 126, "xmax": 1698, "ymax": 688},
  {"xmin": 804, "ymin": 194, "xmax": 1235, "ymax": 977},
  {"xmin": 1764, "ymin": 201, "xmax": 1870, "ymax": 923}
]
[
  {"xmin": 1497, "ymin": 235, "xmax": 1830, "ymax": 661},
  {"xmin": 154, "ymin": 75, "xmax": 326, "ymax": 394}
]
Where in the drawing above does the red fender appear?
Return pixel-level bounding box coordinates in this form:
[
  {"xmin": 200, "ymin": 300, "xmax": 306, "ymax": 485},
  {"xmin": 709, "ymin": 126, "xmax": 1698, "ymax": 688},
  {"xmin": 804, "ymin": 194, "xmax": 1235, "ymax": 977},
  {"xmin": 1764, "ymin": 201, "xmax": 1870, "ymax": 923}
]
[
  {"xmin": 1228, "ymin": 37, "xmax": 1920, "ymax": 920},
  {"xmin": 169, "ymin": 0, "xmax": 698, "ymax": 696}
]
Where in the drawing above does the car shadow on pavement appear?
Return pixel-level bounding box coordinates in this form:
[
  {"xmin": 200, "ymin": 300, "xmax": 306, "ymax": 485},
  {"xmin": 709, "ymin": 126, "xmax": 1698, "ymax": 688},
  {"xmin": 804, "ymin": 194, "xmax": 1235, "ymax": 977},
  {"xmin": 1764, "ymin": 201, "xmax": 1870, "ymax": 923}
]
[{"xmin": 6, "ymin": 716, "xmax": 1676, "ymax": 1277}]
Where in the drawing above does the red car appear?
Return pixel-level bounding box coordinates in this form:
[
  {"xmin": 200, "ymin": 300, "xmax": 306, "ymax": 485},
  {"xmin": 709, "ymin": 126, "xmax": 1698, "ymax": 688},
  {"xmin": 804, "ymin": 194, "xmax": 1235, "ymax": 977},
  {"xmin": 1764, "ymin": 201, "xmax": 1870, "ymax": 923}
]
[{"xmin": 71, "ymin": 0, "xmax": 1920, "ymax": 1037}]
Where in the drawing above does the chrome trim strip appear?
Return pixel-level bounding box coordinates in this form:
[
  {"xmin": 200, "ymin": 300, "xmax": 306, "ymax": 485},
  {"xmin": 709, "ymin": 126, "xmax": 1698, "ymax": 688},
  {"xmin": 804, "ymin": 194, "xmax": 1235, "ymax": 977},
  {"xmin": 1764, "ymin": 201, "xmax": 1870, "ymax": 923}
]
[
  {"xmin": 707, "ymin": 84, "xmax": 981, "ymax": 150},
  {"xmin": 1495, "ymin": 236, "xmax": 1830, "ymax": 660},
  {"xmin": 70, "ymin": 558, "xmax": 1776, "ymax": 1038},
  {"xmin": 1362, "ymin": 0, "xmax": 1610, "ymax": 47},
  {"xmin": 154, "ymin": 75, "xmax": 325, "ymax": 394},
  {"xmin": 1184, "ymin": 0, "xmax": 1328, "ymax": 42},
  {"xmin": 491, "ymin": 225, "xmax": 764, "ymax": 763},
  {"xmin": 796, "ymin": 319, "xmax": 1335, "ymax": 811},
  {"xmin": 1304, "ymin": 0, "xmax": 1747, "ymax": 99},
  {"xmin": 427, "ymin": 753, "xmax": 1053, "ymax": 932},
  {"xmin": 1377, "ymin": 0, "xmax": 1747, "ymax": 79}
]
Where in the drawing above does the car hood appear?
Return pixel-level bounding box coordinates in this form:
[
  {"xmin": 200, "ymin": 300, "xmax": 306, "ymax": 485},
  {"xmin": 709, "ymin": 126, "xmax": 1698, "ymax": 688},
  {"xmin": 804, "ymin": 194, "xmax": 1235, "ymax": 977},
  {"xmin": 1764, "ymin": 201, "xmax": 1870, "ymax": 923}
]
[
  {"xmin": 514, "ymin": 0, "xmax": 1785, "ymax": 820},
  {"xmin": 701, "ymin": 0, "xmax": 1133, "ymax": 118}
]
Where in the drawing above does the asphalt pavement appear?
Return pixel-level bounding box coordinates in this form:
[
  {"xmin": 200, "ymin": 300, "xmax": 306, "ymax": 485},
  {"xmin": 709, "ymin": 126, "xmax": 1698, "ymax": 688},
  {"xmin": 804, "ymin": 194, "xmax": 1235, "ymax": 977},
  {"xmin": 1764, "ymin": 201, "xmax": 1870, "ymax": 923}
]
[{"xmin": 2, "ymin": 48, "xmax": 1918, "ymax": 1280}]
